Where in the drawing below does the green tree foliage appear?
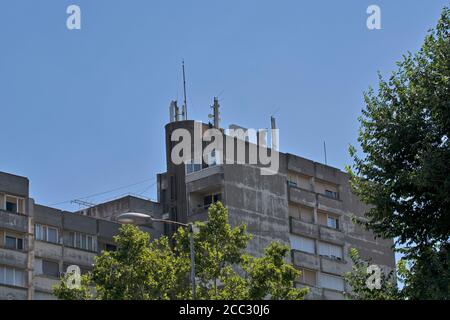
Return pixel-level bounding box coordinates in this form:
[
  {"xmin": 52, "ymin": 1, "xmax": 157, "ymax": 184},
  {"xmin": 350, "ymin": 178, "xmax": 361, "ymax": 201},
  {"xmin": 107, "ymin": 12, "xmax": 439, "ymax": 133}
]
[
  {"xmin": 174, "ymin": 202, "xmax": 307, "ymax": 300},
  {"xmin": 92, "ymin": 225, "xmax": 190, "ymax": 300},
  {"xmin": 347, "ymin": 7, "xmax": 450, "ymax": 299},
  {"xmin": 53, "ymin": 273, "xmax": 92, "ymax": 300},
  {"xmin": 344, "ymin": 248, "xmax": 400, "ymax": 300},
  {"xmin": 397, "ymin": 244, "xmax": 450, "ymax": 299},
  {"xmin": 54, "ymin": 225, "xmax": 190, "ymax": 300},
  {"xmin": 174, "ymin": 201, "xmax": 251, "ymax": 299},
  {"xmin": 348, "ymin": 6, "xmax": 449, "ymax": 248},
  {"xmin": 54, "ymin": 202, "xmax": 306, "ymax": 300},
  {"xmin": 244, "ymin": 242, "xmax": 308, "ymax": 300}
]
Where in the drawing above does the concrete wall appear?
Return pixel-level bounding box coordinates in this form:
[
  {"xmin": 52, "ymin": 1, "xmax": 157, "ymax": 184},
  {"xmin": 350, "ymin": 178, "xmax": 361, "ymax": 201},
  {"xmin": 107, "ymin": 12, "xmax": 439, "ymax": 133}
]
[
  {"xmin": 0, "ymin": 173, "xmax": 165, "ymax": 300},
  {"xmin": 0, "ymin": 285, "xmax": 27, "ymax": 300},
  {"xmin": 223, "ymin": 164, "xmax": 290, "ymax": 257},
  {"xmin": 285, "ymin": 154, "xmax": 395, "ymax": 298},
  {"xmin": 1, "ymin": 112, "xmax": 397, "ymax": 300},
  {"xmin": 0, "ymin": 211, "xmax": 28, "ymax": 233},
  {"xmin": 162, "ymin": 120, "xmax": 395, "ymax": 300},
  {"xmin": 0, "ymin": 172, "xmax": 29, "ymax": 197},
  {"xmin": 77, "ymin": 196, "xmax": 164, "ymax": 238}
]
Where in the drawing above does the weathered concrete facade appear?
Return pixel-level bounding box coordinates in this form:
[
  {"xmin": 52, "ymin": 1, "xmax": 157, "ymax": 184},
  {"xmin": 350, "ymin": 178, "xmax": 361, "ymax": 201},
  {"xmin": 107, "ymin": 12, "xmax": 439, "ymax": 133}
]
[
  {"xmin": 0, "ymin": 172, "xmax": 162, "ymax": 300},
  {"xmin": 0, "ymin": 116, "xmax": 395, "ymax": 300},
  {"xmin": 158, "ymin": 119, "xmax": 396, "ymax": 300}
]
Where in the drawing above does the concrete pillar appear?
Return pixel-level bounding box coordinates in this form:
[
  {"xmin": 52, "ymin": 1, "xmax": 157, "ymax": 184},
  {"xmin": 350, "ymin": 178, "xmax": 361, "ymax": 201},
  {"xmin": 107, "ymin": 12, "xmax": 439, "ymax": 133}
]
[{"xmin": 26, "ymin": 198, "xmax": 35, "ymax": 300}]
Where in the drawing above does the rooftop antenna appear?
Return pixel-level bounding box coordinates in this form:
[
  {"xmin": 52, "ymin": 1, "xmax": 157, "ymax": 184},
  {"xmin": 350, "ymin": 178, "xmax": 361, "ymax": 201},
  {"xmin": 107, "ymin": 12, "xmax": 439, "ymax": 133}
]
[
  {"xmin": 169, "ymin": 100, "xmax": 177, "ymax": 122},
  {"xmin": 271, "ymin": 116, "xmax": 278, "ymax": 151},
  {"xmin": 182, "ymin": 60, "xmax": 188, "ymax": 120},
  {"xmin": 208, "ymin": 97, "xmax": 220, "ymax": 128},
  {"xmin": 323, "ymin": 141, "xmax": 328, "ymax": 165},
  {"xmin": 71, "ymin": 199, "xmax": 96, "ymax": 209}
]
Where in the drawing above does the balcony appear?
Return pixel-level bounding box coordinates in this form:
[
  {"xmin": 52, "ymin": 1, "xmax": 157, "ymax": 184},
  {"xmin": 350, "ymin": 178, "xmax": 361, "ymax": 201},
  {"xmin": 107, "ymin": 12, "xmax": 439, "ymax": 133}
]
[
  {"xmin": 287, "ymin": 155, "xmax": 315, "ymax": 177},
  {"xmin": 188, "ymin": 186, "xmax": 222, "ymax": 221},
  {"xmin": 301, "ymin": 285, "xmax": 323, "ymax": 300},
  {"xmin": 189, "ymin": 205, "xmax": 209, "ymax": 222},
  {"xmin": 34, "ymin": 276, "xmax": 60, "ymax": 293},
  {"xmin": 0, "ymin": 210, "xmax": 28, "ymax": 233},
  {"xmin": 34, "ymin": 241, "xmax": 62, "ymax": 261},
  {"xmin": 317, "ymin": 194, "xmax": 343, "ymax": 214},
  {"xmin": 323, "ymin": 288, "xmax": 345, "ymax": 300},
  {"xmin": 63, "ymin": 247, "xmax": 96, "ymax": 267},
  {"xmin": 288, "ymin": 186, "xmax": 316, "ymax": 207},
  {"xmin": 0, "ymin": 286, "xmax": 27, "ymax": 300},
  {"xmin": 319, "ymin": 225, "xmax": 345, "ymax": 245},
  {"xmin": 290, "ymin": 218, "xmax": 319, "ymax": 238},
  {"xmin": 292, "ymin": 250, "xmax": 320, "ymax": 270},
  {"xmin": 320, "ymin": 256, "xmax": 350, "ymax": 275},
  {"xmin": 185, "ymin": 165, "xmax": 223, "ymax": 184},
  {"xmin": 0, "ymin": 248, "xmax": 27, "ymax": 269}
]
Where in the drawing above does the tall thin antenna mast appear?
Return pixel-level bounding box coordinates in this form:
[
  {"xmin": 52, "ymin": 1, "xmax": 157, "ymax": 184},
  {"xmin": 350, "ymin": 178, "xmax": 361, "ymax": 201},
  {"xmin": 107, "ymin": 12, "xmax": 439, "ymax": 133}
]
[
  {"xmin": 323, "ymin": 141, "xmax": 328, "ymax": 165},
  {"xmin": 209, "ymin": 97, "xmax": 220, "ymax": 128},
  {"xmin": 182, "ymin": 60, "xmax": 188, "ymax": 120},
  {"xmin": 271, "ymin": 116, "xmax": 278, "ymax": 151}
]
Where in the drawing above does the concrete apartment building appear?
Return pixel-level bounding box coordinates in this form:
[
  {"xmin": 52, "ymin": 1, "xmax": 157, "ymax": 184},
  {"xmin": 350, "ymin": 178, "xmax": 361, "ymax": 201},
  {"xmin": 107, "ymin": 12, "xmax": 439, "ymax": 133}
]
[
  {"xmin": 156, "ymin": 111, "xmax": 395, "ymax": 300},
  {"xmin": 0, "ymin": 172, "xmax": 162, "ymax": 300},
  {"xmin": 0, "ymin": 100, "xmax": 395, "ymax": 300}
]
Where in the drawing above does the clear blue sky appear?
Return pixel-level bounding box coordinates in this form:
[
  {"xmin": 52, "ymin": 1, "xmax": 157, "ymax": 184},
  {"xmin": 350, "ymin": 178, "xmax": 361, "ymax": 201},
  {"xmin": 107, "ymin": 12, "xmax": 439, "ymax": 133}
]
[{"xmin": 0, "ymin": 0, "xmax": 448, "ymax": 211}]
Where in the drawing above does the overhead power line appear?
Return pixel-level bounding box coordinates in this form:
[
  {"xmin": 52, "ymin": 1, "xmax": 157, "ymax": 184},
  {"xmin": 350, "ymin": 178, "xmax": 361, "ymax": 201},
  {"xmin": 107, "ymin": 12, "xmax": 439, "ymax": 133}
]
[{"xmin": 49, "ymin": 177, "xmax": 156, "ymax": 206}]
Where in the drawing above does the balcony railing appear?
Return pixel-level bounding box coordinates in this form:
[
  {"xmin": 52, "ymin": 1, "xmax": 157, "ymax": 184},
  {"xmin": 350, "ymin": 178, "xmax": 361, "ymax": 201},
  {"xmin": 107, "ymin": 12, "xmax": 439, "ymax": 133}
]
[{"xmin": 185, "ymin": 165, "xmax": 223, "ymax": 183}]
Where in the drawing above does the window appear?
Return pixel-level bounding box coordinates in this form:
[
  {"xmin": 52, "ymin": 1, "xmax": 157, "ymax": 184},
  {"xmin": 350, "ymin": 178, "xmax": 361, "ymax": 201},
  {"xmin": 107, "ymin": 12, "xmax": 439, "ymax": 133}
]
[
  {"xmin": 104, "ymin": 243, "xmax": 117, "ymax": 252},
  {"xmin": 88, "ymin": 235, "xmax": 95, "ymax": 251},
  {"xmin": 287, "ymin": 172, "xmax": 312, "ymax": 190},
  {"xmin": 47, "ymin": 227, "xmax": 58, "ymax": 243},
  {"xmin": 289, "ymin": 234, "xmax": 315, "ymax": 254},
  {"xmin": 289, "ymin": 205, "xmax": 314, "ymax": 223},
  {"xmin": 0, "ymin": 266, "xmax": 25, "ymax": 287},
  {"xmin": 35, "ymin": 224, "xmax": 59, "ymax": 244},
  {"xmin": 319, "ymin": 273, "xmax": 344, "ymax": 291},
  {"xmin": 318, "ymin": 242, "xmax": 343, "ymax": 260},
  {"xmin": 35, "ymin": 224, "xmax": 42, "ymax": 240},
  {"xmin": 185, "ymin": 160, "xmax": 202, "ymax": 174},
  {"xmin": 287, "ymin": 173, "xmax": 298, "ymax": 187},
  {"xmin": 68, "ymin": 231, "xmax": 96, "ymax": 251},
  {"xmin": 81, "ymin": 234, "xmax": 87, "ymax": 249},
  {"xmin": 324, "ymin": 189, "xmax": 338, "ymax": 199},
  {"xmin": 203, "ymin": 193, "xmax": 221, "ymax": 209},
  {"xmin": 327, "ymin": 215, "xmax": 339, "ymax": 229},
  {"xmin": 69, "ymin": 232, "xmax": 77, "ymax": 247},
  {"xmin": 289, "ymin": 205, "xmax": 299, "ymax": 219},
  {"xmin": 315, "ymin": 181, "xmax": 339, "ymax": 199},
  {"xmin": 87, "ymin": 236, "xmax": 93, "ymax": 251},
  {"xmin": 318, "ymin": 211, "xmax": 340, "ymax": 230},
  {"xmin": 207, "ymin": 149, "xmax": 221, "ymax": 167},
  {"xmin": 5, "ymin": 195, "xmax": 25, "ymax": 214},
  {"xmin": 4, "ymin": 235, "xmax": 23, "ymax": 250},
  {"xmin": 299, "ymin": 206, "xmax": 314, "ymax": 223},
  {"xmin": 298, "ymin": 268, "xmax": 316, "ymax": 286},
  {"xmin": 63, "ymin": 264, "xmax": 91, "ymax": 275},
  {"xmin": 42, "ymin": 260, "xmax": 59, "ymax": 278},
  {"xmin": 5, "ymin": 236, "xmax": 16, "ymax": 248},
  {"xmin": 6, "ymin": 201, "xmax": 16, "ymax": 213}
]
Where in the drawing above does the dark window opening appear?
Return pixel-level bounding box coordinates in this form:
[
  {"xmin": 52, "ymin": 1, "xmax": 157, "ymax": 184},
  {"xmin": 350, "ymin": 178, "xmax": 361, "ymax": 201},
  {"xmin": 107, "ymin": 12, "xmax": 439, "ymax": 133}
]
[
  {"xmin": 288, "ymin": 180, "xmax": 298, "ymax": 187},
  {"xmin": 6, "ymin": 201, "xmax": 17, "ymax": 213},
  {"xmin": 5, "ymin": 236, "xmax": 16, "ymax": 249},
  {"xmin": 17, "ymin": 238, "xmax": 23, "ymax": 250},
  {"xmin": 105, "ymin": 244, "xmax": 117, "ymax": 252},
  {"xmin": 43, "ymin": 260, "xmax": 60, "ymax": 278},
  {"xmin": 4, "ymin": 236, "xmax": 23, "ymax": 250},
  {"xmin": 203, "ymin": 193, "xmax": 222, "ymax": 209},
  {"xmin": 324, "ymin": 190, "xmax": 338, "ymax": 199}
]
